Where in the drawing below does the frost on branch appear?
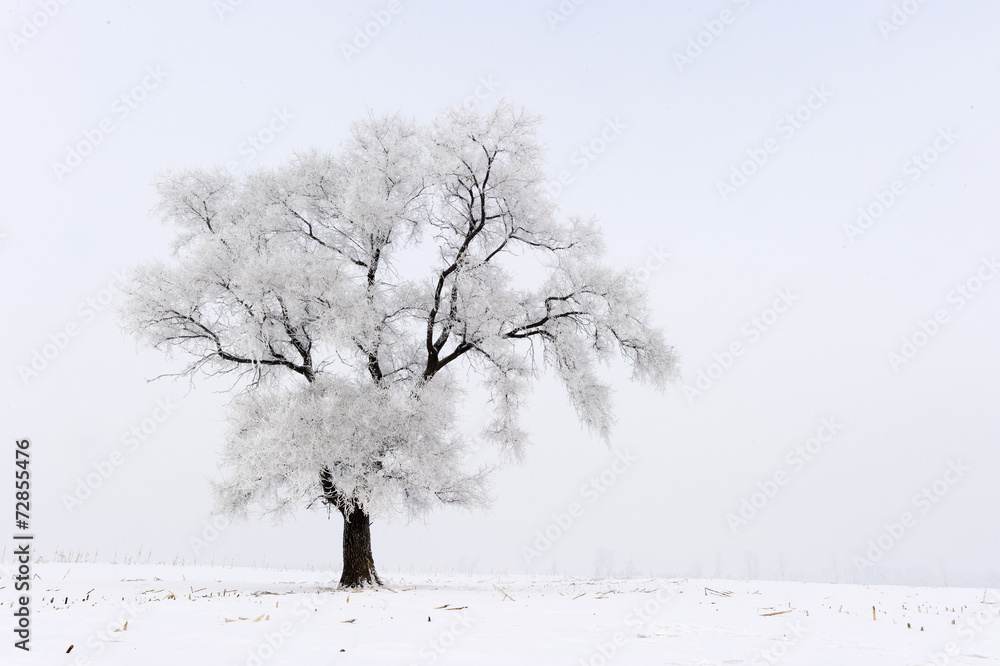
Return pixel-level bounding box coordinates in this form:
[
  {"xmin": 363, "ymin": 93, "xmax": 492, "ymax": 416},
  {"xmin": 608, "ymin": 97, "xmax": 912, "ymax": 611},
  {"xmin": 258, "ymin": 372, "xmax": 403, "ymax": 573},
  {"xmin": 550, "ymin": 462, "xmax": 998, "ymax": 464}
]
[{"xmin": 215, "ymin": 374, "xmax": 489, "ymax": 523}]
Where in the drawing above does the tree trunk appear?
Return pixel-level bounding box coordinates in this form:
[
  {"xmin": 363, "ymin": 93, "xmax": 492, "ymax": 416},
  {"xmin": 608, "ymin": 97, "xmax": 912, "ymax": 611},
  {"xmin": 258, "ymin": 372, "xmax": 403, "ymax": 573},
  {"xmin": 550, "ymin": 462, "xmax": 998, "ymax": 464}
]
[
  {"xmin": 320, "ymin": 466, "xmax": 381, "ymax": 588},
  {"xmin": 339, "ymin": 503, "xmax": 381, "ymax": 588}
]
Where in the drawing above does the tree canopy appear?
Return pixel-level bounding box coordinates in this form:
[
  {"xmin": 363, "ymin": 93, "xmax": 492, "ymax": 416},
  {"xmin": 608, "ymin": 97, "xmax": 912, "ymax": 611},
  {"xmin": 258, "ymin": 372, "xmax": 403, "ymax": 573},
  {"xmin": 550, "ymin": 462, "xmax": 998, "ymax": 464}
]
[{"xmin": 120, "ymin": 101, "xmax": 677, "ymax": 569}]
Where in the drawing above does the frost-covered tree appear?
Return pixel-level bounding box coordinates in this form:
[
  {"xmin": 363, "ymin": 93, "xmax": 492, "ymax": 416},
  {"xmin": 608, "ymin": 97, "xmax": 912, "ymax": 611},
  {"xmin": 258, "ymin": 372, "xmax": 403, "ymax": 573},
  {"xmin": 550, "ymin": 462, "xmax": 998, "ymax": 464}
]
[{"xmin": 120, "ymin": 101, "xmax": 677, "ymax": 587}]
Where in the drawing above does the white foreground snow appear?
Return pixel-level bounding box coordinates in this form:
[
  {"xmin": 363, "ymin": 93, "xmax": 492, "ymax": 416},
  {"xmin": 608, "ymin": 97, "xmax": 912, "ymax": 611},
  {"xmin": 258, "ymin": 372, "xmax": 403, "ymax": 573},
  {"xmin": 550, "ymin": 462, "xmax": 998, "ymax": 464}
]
[{"xmin": 3, "ymin": 563, "xmax": 999, "ymax": 665}]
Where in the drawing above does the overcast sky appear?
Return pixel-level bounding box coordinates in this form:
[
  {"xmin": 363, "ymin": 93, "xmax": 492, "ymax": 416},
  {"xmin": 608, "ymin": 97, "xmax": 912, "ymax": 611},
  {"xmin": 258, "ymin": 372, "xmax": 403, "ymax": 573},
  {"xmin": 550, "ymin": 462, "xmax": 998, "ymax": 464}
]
[{"xmin": 3, "ymin": 0, "xmax": 999, "ymax": 588}]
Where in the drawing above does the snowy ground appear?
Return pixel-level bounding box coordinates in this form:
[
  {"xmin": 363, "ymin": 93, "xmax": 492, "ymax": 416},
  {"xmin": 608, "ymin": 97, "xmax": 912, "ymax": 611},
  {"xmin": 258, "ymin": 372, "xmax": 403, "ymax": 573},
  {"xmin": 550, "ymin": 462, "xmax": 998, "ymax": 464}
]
[{"xmin": 3, "ymin": 563, "xmax": 1000, "ymax": 665}]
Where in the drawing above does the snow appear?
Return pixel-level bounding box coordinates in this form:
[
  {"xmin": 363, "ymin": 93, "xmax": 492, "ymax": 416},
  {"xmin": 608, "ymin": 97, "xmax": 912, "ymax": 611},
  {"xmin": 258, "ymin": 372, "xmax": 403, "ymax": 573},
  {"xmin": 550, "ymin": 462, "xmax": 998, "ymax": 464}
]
[{"xmin": 4, "ymin": 563, "xmax": 999, "ymax": 665}]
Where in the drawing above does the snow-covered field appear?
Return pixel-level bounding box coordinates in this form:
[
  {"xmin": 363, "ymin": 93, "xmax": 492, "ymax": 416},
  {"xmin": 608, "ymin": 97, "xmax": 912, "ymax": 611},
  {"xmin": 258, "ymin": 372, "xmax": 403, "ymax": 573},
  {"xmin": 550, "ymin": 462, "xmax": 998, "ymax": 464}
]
[{"xmin": 4, "ymin": 563, "xmax": 1000, "ymax": 665}]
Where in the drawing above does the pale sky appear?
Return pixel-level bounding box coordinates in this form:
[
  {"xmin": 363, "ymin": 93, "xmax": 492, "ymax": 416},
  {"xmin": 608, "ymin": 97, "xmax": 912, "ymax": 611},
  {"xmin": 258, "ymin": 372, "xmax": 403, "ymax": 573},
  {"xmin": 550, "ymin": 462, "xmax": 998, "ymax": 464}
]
[{"xmin": 3, "ymin": 0, "xmax": 999, "ymax": 588}]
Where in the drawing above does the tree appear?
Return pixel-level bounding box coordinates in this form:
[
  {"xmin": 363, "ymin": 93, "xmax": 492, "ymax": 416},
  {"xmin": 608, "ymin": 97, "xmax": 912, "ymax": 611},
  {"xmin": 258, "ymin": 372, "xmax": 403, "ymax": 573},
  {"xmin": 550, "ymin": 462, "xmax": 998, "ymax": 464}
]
[{"xmin": 120, "ymin": 101, "xmax": 677, "ymax": 588}]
